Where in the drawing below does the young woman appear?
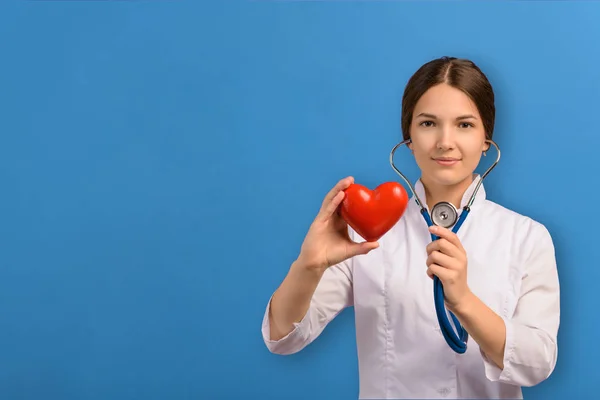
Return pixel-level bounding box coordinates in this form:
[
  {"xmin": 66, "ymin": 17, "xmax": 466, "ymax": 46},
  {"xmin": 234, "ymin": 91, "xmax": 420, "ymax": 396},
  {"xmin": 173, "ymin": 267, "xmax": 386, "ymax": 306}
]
[{"xmin": 261, "ymin": 56, "xmax": 560, "ymax": 399}]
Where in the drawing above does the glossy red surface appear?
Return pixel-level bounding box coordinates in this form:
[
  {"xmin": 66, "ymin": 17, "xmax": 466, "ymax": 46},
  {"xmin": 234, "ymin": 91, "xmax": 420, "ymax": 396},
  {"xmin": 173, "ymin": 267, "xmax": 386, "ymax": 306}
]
[{"xmin": 339, "ymin": 182, "xmax": 409, "ymax": 242}]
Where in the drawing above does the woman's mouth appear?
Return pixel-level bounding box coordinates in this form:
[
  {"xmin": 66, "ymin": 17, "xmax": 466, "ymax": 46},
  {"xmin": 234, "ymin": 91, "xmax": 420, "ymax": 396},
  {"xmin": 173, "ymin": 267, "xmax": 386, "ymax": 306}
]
[{"xmin": 433, "ymin": 157, "xmax": 460, "ymax": 166}]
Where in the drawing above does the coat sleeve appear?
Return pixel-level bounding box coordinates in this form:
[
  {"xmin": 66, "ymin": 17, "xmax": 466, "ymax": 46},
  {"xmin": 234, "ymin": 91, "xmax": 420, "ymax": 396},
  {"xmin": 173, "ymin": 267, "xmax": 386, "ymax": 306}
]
[
  {"xmin": 482, "ymin": 222, "xmax": 560, "ymax": 386},
  {"xmin": 261, "ymin": 258, "xmax": 354, "ymax": 355}
]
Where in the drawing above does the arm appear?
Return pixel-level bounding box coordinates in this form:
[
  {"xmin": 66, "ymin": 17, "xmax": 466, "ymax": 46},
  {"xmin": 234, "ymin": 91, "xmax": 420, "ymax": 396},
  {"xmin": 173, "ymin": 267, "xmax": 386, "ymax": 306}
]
[
  {"xmin": 268, "ymin": 259, "xmax": 328, "ymax": 341},
  {"xmin": 261, "ymin": 176, "xmax": 377, "ymax": 355},
  {"xmin": 457, "ymin": 223, "xmax": 560, "ymax": 386},
  {"xmin": 452, "ymin": 292, "xmax": 507, "ymax": 369},
  {"xmin": 261, "ymin": 257, "xmax": 354, "ymax": 355}
]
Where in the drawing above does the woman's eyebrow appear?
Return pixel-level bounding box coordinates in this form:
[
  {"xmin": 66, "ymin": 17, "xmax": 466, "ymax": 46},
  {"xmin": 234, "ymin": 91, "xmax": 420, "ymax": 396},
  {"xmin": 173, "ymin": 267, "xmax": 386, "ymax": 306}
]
[{"xmin": 415, "ymin": 113, "xmax": 478, "ymax": 120}]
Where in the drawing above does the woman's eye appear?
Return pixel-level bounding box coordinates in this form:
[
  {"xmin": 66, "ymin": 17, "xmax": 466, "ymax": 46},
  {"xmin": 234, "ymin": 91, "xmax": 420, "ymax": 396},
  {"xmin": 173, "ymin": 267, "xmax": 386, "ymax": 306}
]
[
  {"xmin": 420, "ymin": 121, "xmax": 434, "ymax": 127},
  {"xmin": 459, "ymin": 122, "xmax": 473, "ymax": 129}
]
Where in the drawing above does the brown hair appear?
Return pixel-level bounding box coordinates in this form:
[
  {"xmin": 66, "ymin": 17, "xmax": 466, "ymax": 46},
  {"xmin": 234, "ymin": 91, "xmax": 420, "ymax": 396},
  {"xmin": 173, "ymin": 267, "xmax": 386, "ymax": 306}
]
[{"xmin": 401, "ymin": 56, "xmax": 495, "ymax": 141}]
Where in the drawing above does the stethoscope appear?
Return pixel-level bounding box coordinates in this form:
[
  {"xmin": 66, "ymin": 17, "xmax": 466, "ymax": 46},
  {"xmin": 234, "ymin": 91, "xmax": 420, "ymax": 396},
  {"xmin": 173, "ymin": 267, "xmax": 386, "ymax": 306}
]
[{"xmin": 388, "ymin": 138, "xmax": 501, "ymax": 354}]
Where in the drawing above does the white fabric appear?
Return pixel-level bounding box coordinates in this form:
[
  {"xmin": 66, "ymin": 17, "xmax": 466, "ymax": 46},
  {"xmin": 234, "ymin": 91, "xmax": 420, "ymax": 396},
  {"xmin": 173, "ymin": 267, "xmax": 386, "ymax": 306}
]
[{"xmin": 262, "ymin": 175, "xmax": 560, "ymax": 399}]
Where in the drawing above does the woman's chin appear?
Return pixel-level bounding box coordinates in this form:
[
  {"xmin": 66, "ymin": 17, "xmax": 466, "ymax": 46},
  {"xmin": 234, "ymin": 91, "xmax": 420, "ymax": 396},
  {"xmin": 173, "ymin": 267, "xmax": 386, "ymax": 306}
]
[{"xmin": 424, "ymin": 170, "xmax": 474, "ymax": 187}]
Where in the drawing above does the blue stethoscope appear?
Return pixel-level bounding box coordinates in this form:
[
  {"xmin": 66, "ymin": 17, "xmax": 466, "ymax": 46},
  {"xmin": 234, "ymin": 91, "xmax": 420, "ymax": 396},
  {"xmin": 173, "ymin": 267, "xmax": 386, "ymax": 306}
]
[{"xmin": 389, "ymin": 138, "xmax": 501, "ymax": 354}]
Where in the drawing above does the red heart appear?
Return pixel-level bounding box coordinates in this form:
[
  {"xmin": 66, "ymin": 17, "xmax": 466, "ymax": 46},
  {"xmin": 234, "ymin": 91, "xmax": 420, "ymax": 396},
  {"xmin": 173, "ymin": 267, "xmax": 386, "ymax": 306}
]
[{"xmin": 339, "ymin": 182, "xmax": 409, "ymax": 242}]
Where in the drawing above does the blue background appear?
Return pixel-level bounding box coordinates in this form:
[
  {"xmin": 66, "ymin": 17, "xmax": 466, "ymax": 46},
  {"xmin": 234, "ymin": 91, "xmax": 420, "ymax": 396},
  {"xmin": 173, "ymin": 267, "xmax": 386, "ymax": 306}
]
[{"xmin": 0, "ymin": 1, "xmax": 595, "ymax": 399}]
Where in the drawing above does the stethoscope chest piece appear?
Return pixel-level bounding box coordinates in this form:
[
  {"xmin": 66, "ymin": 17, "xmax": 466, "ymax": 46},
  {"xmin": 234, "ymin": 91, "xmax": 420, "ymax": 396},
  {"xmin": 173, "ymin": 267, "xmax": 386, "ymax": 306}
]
[{"xmin": 431, "ymin": 201, "xmax": 458, "ymax": 228}]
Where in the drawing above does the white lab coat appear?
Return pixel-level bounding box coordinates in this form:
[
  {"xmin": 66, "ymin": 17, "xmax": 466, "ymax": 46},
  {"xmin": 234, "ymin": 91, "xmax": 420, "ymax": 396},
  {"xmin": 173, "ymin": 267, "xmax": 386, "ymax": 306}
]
[{"xmin": 261, "ymin": 175, "xmax": 560, "ymax": 399}]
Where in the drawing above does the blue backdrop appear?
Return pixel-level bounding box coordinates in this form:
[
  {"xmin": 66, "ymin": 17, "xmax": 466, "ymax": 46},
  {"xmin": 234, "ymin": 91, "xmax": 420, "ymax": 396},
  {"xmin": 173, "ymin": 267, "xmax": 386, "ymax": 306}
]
[{"xmin": 0, "ymin": 1, "xmax": 596, "ymax": 399}]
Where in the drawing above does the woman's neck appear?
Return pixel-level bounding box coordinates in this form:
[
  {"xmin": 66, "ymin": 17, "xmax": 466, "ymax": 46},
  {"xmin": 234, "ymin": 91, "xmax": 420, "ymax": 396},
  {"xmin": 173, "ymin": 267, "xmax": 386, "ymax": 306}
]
[{"xmin": 422, "ymin": 174, "xmax": 475, "ymax": 211}]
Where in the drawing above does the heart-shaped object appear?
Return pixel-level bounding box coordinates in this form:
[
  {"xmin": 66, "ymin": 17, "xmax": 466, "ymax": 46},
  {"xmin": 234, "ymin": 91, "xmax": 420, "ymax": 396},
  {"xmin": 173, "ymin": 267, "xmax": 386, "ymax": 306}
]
[{"xmin": 339, "ymin": 182, "xmax": 409, "ymax": 242}]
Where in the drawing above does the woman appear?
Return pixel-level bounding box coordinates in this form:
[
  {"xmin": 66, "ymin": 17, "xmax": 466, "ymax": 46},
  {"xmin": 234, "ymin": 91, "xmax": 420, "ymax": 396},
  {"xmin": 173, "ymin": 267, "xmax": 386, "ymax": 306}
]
[{"xmin": 261, "ymin": 56, "xmax": 560, "ymax": 399}]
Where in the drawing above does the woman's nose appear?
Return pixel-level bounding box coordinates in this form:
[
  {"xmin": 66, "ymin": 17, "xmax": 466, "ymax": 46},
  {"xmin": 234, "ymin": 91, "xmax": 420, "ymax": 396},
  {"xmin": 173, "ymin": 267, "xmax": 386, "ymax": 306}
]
[{"xmin": 436, "ymin": 126, "xmax": 455, "ymax": 150}]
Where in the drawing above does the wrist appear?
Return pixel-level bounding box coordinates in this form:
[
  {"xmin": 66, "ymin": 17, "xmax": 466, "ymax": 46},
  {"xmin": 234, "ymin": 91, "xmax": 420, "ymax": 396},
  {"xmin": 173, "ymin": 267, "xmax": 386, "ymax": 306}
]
[
  {"xmin": 449, "ymin": 289, "xmax": 477, "ymax": 317},
  {"xmin": 294, "ymin": 254, "xmax": 327, "ymax": 273},
  {"xmin": 291, "ymin": 258, "xmax": 327, "ymax": 279}
]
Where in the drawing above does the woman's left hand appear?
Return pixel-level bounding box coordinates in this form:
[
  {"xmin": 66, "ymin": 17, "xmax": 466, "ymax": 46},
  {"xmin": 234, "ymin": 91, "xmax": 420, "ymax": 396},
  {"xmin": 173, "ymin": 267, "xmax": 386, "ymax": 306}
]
[{"xmin": 425, "ymin": 225, "xmax": 473, "ymax": 313}]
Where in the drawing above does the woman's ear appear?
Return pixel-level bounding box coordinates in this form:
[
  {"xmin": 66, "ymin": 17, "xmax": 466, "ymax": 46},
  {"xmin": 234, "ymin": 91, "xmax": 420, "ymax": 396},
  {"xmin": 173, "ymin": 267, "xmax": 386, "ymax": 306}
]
[{"xmin": 482, "ymin": 141, "xmax": 491, "ymax": 152}]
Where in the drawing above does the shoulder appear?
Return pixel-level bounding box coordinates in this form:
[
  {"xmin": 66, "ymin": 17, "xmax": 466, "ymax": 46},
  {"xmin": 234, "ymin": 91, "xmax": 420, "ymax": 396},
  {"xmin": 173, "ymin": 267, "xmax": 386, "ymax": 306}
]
[
  {"xmin": 478, "ymin": 199, "xmax": 555, "ymax": 258},
  {"xmin": 480, "ymin": 199, "xmax": 550, "ymax": 233}
]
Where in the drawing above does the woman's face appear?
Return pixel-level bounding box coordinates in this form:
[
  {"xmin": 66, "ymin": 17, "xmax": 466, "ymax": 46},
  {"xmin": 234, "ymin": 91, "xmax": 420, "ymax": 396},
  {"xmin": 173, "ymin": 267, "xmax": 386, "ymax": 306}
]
[{"xmin": 408, "ymin": 83, "xmax": 489, "ymax": 188}]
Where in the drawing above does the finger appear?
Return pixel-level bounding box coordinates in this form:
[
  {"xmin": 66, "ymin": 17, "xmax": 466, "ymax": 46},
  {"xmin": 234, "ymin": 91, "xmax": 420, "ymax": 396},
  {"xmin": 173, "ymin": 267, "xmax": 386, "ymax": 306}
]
[
  {"xmin": 426, "ymin": 238, "xmax": 460, "ymax": 258},
  {"xmin": 349, "ymin": 240, "xmax": 379, "ymax": 256},
  {"xmin": 323, "ymin": 190, "xmax": 346, "ymax": 218},
  {"xmin": 429, "ymin": 225, "xmax": 464, "ymax": 251},
  {"xmin": 426, "ymin": 250, "xmax": 458, "ymax": 270},
  {"xmin": 333, "ymin": 211, "xmax": 350, "ymax": 231},
  {"xmin": 427, "ymin": 264, "xmax": 455, "ymax": 283},
  {"xmin": 320, "ymin": 176, "xmax": 354, "ymax": 213}
]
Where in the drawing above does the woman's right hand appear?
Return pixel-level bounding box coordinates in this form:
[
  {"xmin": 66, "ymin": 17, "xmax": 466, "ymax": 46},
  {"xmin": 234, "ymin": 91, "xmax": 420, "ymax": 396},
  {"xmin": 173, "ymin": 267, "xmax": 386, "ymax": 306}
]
[{"xmin": 296, "ymin": 176, "xmax": 380, "ymax": 271}]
